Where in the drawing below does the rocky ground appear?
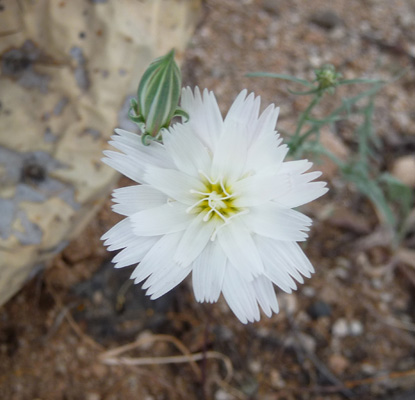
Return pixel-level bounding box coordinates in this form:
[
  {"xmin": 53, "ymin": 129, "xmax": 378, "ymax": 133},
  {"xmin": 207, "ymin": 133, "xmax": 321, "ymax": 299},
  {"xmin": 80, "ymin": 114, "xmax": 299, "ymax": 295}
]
[{"xmin": 1, "ymin": 0, "xmax": 415, "ymax": 399}]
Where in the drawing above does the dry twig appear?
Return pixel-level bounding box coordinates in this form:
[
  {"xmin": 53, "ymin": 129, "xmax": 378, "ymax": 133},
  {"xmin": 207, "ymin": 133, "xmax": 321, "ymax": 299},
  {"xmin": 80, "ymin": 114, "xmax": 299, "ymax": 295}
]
[
  {"xmin": 99, "ymin": 333, "xmax": 233, "ymax": 383},
  {"xmin": 344, "ymin": 369, "xmax": 415, "ymax": 389}
]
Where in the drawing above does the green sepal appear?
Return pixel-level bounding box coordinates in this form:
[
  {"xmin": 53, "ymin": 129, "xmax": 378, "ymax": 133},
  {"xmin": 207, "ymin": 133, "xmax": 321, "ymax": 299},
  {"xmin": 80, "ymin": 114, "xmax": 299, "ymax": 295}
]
[
  {"xmin": 173, "ymin": 107, "xmax": 189, "ymax": 122},
  {"xmin": 141, "ymin": 132, "xmax": 153, "ymax": 146}
]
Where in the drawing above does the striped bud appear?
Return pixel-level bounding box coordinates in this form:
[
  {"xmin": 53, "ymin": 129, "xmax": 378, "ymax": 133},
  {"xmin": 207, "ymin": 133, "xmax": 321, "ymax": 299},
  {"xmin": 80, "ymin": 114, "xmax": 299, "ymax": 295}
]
[{"xmin": 129, "ymin": 49, "xmax": 187, "ymax": 144}]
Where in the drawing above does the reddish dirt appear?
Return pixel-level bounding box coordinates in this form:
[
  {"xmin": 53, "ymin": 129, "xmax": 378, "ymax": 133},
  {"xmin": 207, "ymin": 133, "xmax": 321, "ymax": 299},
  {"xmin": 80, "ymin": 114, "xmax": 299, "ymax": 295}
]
[{"xmin": 1, "ymin": 1, "xmax": 415, "ymax": 399}]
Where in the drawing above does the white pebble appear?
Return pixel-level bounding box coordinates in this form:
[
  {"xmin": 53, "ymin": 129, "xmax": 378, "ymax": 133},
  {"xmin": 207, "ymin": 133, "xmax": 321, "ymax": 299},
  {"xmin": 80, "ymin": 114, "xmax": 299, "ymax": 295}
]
[
  {"xmin": 279, "ymin": 293, "xmax": 298, "ymax": 314},
  {"xmin": 350, "ymin": 320, "xmax": 364, "ymax": 336},
  {"xmin": 215, "ymin": 389, "xmax": 232, "ymax": 400},
  {"xmin": 333, "ymin": 318, "xmax": 364, "ymax": 337},
  {"xmin": 332, "ymin": 318, "xmax": 349, "ymax": 337}
]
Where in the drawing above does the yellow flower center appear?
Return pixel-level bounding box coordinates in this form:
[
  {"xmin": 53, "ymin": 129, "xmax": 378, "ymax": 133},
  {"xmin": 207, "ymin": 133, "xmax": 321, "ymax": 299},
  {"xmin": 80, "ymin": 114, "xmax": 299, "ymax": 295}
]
[{"xmin": 187, "ymin": 171, "xmax": 247, "ymax": 238}]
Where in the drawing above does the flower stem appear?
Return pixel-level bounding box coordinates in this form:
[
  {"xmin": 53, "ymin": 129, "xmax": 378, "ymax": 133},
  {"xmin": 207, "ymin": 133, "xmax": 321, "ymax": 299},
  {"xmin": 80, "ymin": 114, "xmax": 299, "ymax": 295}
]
[{"xmin": 289, "ymin": 93, "xmax": 322, "ymax": 154}]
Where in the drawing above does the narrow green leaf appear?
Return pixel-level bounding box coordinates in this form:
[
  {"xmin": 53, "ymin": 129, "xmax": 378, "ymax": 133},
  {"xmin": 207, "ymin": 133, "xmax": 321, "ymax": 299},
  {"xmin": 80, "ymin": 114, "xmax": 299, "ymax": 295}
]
[
  {"xmin": 246, "ymin": 72, "xmax": 314, "ymax": 87},
  {"xmin": 287, "ymin": 88, "xmax": 321, "ymax": 96},
  {"xmin": 339, "ymin": 78, "xmax": 384, "ymax": 85}
]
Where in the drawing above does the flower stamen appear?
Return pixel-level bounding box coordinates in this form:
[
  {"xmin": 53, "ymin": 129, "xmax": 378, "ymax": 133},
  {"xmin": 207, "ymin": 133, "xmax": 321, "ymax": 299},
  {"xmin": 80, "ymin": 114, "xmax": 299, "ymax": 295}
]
[
  {"xmin": 187, "ymin": 170, "xmax": 247, "ymax": 238},
  {"xmin": 210, "ymin": 209, "xmax": 249, "ymax": 241}
]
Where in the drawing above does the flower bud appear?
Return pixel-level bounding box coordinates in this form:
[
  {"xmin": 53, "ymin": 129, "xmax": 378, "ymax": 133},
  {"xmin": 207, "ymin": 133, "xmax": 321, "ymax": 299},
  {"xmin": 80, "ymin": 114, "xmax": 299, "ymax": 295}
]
[
  {"xmin": 129, "ymin": 49, "xmax": 187, "ymax": 144},
  {"xmin": 315, "ymin": 64, "xmax": 342, "ymax": 93}
]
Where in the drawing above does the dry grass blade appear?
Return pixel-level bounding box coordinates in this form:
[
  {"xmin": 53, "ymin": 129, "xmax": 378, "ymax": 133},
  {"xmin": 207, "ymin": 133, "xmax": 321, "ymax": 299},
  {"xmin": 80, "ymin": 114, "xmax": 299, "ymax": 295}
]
[
  {"xmin": 99, "ymin": 334, "xmax": 233, "ymax": 382},
  {"xmin": 344, "ymin": 369, "xmax": 415, "ymax": 389},
  {"xmin": 397, "ymin": 248, "xmax": 415, "ymax": 269}
]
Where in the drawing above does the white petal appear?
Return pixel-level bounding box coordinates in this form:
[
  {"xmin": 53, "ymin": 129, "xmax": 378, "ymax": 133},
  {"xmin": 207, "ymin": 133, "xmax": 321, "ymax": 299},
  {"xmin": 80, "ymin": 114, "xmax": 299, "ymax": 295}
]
[
  {"xmin": 102, "ymin": 151, "xmax": 144, "ymax": 183},
  {"xmin": 225, "ymin": 91, "xmax": 260, "ymax": 136},
  {"xmin": 163, "ymin": 123, "xmax": 211, "ymax": 177},
  {"xmin": 222, "ymin": 264, "xmax": 260, "ymax": 324},
  {"xmin": 252, "ymin": 275, "xmax": 280, "ymax": 316},
  {"xmin": 295, "ymin": 170, "xmax": 323, "ymax": 184},
  {"xmin": 131, "ymin": 232, "xmax": 181, "ymax": 283},
  {"xmin": 217, "ymin": 220, "xmax": 264, "ymax": 280},
  {"xmin": 280, "ymin": 241, "xmax": 315, "ymax": 278},
  {"xmin": 277, "ymin": 182, "xmax": 328, "ymax": 208},
  {"xmin": 101, "ymin": 217, "xmax": 130, "ymax": 242},
  {"xmin": 111, "ymin": 185, "xmax": 168, "ymax": 216},
  {"xmin": 251, "ymin": 104, "xmax": 280, "ymax": 142},
  {"xmin": 280, "ymin": 159, "xmax": 313, "ymax": 175},
  {"xmin": 266, "ymin": 240, "xmax": 305, "ymax": 284},
  {"xmin": 102, "ymin": 217, "xmax": 142, "ymax": 252},
  {"xmin": 103, "ymin": 130, "xmax": 174, "ymax": 183},
  {"xmin": 112, "ymin": 129, "xmax": 173, "ymax": 169},
  {"xmin": 112, "ymin": 236, "xmax": 158, "ymax": 268},
  {"xmin": 225, "ymin": 89, "xmax": 248, "ymax": 120},
  {"xmin": 144, "ymin": 166, "xmax": 205, "ymax": 205},
  {"xmin": 255, "ymin": 237, "xmax": 298, "ymax": 293},
  {"xmin": 244, "ymin": 131, "xmax": 288, "ymax": 175},
  {"xmin": 210, "ymin": 91, "xmax": 269, "ymax": 182},
  {"xmin": 211, "ymin": 117, "xmax": 249, "ymax": 183},
  {"xmin": 273, "ymin": 163, "xmax": 328, "ymax": 208},
  {"xmin": 181, "ymin": 87, "xmax": 223, "ymax": 151},
  {"xmin": 174, "ymin": 213, "xmax": 217, "ymax": 267},
  {"xmin": 138, "ymin": 231, "xmax": 192, "ymax": 298},
  {"xmin": 192, "ymin": 240, "xmax": 227, "ymax": 303},
  {"xmin": 112, "ymin": 129, "xmax": 142, "ymax": 148},
  {"xmin": 107, "ymin": 235, "xmax": 143, "ymax": 252},
  {"xmin": 146, "ymin": 265, "xmax": 192, "ymax": 300},
  {"xmin": 130, "ymin": 202, "xmax": 192, "ymax": 236},
  {"xmin": 243, "ymin": 203, "xmax": 311, "ymax": 242},
  {"xmin": 232, "ymin": 173, "xmax": 291, "ymax": 207},
  {"xmin": 256, "ymin": 238, "xmax": 315, "ymax": 290}
]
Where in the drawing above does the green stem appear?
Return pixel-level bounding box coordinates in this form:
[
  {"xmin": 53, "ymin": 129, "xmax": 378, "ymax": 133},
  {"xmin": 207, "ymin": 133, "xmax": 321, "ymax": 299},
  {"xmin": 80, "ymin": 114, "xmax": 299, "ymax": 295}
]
[
  {"xmin": 293, "ymin": 126, "xmax": 319, "ymax": 151},
  {"xmin": 290, "ymin": 94, "xmax": 323, "ymax": 152}
]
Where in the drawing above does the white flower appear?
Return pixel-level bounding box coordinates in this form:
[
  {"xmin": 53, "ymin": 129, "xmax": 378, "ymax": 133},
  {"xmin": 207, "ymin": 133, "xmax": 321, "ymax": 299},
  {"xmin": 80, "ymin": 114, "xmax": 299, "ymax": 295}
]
[{"xmin": 102, "ymin": 87, "xmax": 328, "ymax": 323}]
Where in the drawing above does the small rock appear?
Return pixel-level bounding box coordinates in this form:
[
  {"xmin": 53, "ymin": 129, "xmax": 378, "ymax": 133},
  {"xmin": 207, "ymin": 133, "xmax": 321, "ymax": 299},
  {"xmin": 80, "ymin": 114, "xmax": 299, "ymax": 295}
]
[
  {"xmin": 76, "ymin": 346, "xmax": 87, "ymax": 358},
  {"xmin": 332, "ymin": 318, "xmax": 349, "ymax": 337},
  {"xmin": 298, "ymin": 332, "xmax": 317, "ymax": 353},
  {"xmin": 249, "ymin": 360, "xmax": 262, "ymax": 374},
  {"xmin": 302, "ymin": 286, "xmax": 316, "ymax": 297},
  {"xmin": 332, "ymin": 318, "xmax": 364, "ymax": 337},
  {"xmin": 86, "ymin": 393, "xmax": 100, "ymax": 400},
  {"xmin": 262, "ymin": 0, "xmax": 279, "ymax": 16},
  {"xmin": 270, "ymin": 369, "xmax": 286, "ymax": 388},
  {"xmin": 92, "ymin": 290, "xmax": 103, "ymax": 306},
  {"xmin": 307, "ymin": 300, "xmax": 332, "ymax": 319},
  {"xmin": 361, "ymin": 363, "xmax": 377, "ymax": 375},
  {"xmin": 55, "ymin": 361, "xmax": 67, "ymax": 375},
  {"xmin": 380, "ymin": 292, "xmax": 393, "ymax": 303},
  {"xmin": 213, "ymin": 325, "xmax": 234, "ymax": 341},
  {"xmin": 349, "ymin": 320, "xmax": 364, "ymax": 336},
  {"xmin": 391, "ymin": 155, "xmax": 415, "ymax": 188},
  {"xmin": 329, "ymin": 354, "xmax": 349, "ymax": 375},
  {"xmin": 215, "ymin": 389, "xmax": 232, "ymax": 400},
  {"xmin": 284, "ymin": 332, "xmax": 316, "ymax": 354},
  {"xmin": 279, "ymin": 293, "xmax": 297, "ymax": 315},
  {"xmin": 310, "ymin": 10, "xmax": 343, "ymax": 30}
]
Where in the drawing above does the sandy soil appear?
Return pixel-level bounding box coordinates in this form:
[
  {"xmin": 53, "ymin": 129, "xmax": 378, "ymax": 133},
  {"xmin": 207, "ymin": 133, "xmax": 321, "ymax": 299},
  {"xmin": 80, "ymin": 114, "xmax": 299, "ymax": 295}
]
[{"xmin": 1, "ymin": 0, "xmax": 415, "ymax": 399}]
